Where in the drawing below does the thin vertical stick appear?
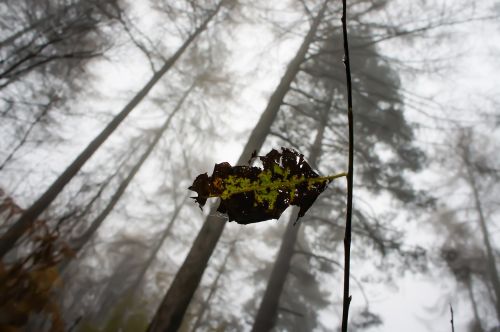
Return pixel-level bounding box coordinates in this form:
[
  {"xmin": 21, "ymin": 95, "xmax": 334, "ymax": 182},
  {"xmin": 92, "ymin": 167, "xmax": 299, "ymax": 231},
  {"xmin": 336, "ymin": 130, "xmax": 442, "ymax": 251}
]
[
  {"xmin": 450, "ymin": 304, "xmax": 455, "ymax": 332},
  {"xmin": 340, "ymin": 0, "xmax": 354, "ymax": 331}
]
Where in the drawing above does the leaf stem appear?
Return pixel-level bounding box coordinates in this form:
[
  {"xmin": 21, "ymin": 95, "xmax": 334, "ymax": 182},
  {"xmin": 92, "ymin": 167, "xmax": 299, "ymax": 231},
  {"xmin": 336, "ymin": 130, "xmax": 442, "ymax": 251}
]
[
  {"xmin": 209, "ymin": 172, "xmax": 347, "ymax": 198},
  {"xmin": 324, "ymin": 172, "xmax": 349, "ymax": 181}
]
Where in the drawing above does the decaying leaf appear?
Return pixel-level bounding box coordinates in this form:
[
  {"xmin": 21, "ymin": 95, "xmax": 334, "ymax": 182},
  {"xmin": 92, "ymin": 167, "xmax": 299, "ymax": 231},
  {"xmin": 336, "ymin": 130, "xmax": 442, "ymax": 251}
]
[{"xmin": 189, "ymin": 148, "xmax": 346, "ymax": 224}]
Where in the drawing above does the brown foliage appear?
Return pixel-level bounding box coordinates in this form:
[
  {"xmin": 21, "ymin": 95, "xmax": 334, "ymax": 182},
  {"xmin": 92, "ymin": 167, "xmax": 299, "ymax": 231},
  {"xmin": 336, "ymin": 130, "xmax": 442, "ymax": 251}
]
[
  {"xmin": 0, "ymin": 190, "xmax": 73, "ymax": 331},
  {"xmin": 0, "ymin": 189, "xmax": 24, "ymax": 222}
]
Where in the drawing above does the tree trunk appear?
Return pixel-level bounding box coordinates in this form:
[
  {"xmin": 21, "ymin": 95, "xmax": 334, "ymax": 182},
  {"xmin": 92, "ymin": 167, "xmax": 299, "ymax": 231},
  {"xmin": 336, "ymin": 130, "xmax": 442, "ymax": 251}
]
[
  {"xmin": 58, "ymin": 83, "xmax": 195, "ymax": 272},
  {"xmin": 251, "ymin": 90, "xmax": 330, "ymax": 332},
  {"xmin": 190, "ymin": 236, "xmax": 237, "ymax": 332},
  {"xmin": 129, "ymin": 194, "xmax": 189, "ymax": 294},
  {"xmin": 81, "ymin": 196, "xmax": 188, "ymax": 330},
  {"xmin": 463, "ymin": 155, "xmax": 500, "ymax": 324},
  {"xmin": 251, "ymin": 210, "xmax": 301, "ymax": 332},
  {"xmin": 0, "ymin": 2, "xmax": 221, "ymax": 259},
  {"xmin": 465, "ymin": 276, "xmax": 483, "ymax": 332},
  {"xmin": 146, "ymin": 2, "xmax": 328, "ymax": 331}
]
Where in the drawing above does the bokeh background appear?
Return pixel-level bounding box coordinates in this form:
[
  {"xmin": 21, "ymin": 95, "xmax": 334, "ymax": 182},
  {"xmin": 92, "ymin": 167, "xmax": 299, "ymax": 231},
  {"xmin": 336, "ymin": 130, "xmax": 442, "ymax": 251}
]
[{"xmin": 0, "ymin": 0, "xmax": 499, "ymax": 331}]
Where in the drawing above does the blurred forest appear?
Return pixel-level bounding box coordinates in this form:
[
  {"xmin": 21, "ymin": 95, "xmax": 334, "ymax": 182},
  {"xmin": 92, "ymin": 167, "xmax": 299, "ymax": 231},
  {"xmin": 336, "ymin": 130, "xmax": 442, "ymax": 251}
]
[{"xmin": 0, "ymin": 0, "xmax": 499, "ymax": 331}]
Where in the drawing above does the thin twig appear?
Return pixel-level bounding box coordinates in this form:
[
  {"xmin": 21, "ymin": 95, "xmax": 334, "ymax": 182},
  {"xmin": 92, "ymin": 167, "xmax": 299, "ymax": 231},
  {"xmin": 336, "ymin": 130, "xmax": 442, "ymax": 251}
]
[
  {"xmin": 340, "ymin": 0, "xmax": 354, "ymax": 331},
  {"xmin": 450, "ymin": 304, "xmax": 455, "ymax": 332}
]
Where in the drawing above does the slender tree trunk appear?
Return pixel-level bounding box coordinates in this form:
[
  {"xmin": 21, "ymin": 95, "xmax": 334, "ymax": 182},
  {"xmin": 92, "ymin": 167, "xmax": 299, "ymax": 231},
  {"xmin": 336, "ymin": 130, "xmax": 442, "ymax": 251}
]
[
  {"xmin": 129, "ymin": 194, "xmax": 189, "ymax": 293},
  {"xmin": 54, "ymin": 142, "xmax": 141, "ymax": 230},
  {"xmin": 251, "ymin": 93, "xmax": 329, "ymax": 332},
  {"xmin": 251, "ymin": 209, "xmax": 301, "ymax": 332},
  {"xmin": 0, "ymin": 2, "xmax": 221, "ymax": 259},
  {"xmin": 146, "ymin": 2, "xmax": 328, "ymax": 331},
  {"xmin": 463, "ymin": 152, "xmax": 500, "ymax": 323},
  {"xmin": 58, "ymin": 83, "xmax": 195, "ymax": 272},
  {"xmin": 37, "ymin": 87, "xmax": 192, "ymax": 332},
  {"xmin": 23, "ymin": 145, "xmax": 140, "ymax": 332},
  {"xmin": 49, "ymin": 142, "xmax": 140, "ymax": 236},
  {"xmin": 84, "ymin": 196, "xmax": 188, "ymax": 329},
  {"xmin": 465, "ymin": 276, "xmax": 483, "ymax": 332},
  {"xmin": 190, "ymin": 236, "xmax": 237, "ymax": 332}
]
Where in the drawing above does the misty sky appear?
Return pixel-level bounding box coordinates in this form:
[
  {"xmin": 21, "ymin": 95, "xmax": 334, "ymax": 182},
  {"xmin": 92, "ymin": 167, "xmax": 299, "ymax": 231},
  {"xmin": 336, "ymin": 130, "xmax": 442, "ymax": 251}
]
[{"xmin": 0, "ymin": 0, "xmax": 499, "ymax": 331}]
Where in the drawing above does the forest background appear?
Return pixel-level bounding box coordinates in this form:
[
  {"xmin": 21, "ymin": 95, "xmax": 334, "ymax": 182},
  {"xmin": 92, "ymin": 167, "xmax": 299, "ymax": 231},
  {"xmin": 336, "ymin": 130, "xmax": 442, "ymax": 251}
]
[{"xmin": 0, "ymin": 0, "xmax": 499, "ymax": 331}]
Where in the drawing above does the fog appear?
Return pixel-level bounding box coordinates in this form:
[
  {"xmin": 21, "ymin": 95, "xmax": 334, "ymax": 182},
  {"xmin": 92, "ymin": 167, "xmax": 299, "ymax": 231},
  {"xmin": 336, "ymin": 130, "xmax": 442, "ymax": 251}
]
[{"xmin": 0, "ymin": 0, "xmax": 499, "ymax": 331}]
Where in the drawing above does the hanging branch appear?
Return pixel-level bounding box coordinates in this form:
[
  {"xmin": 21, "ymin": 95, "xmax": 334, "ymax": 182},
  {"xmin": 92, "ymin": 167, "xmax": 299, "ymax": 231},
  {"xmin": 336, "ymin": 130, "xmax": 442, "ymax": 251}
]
[{"xmin": 340, "ymin": 0, "xmax": 354, "ymax": 330}]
